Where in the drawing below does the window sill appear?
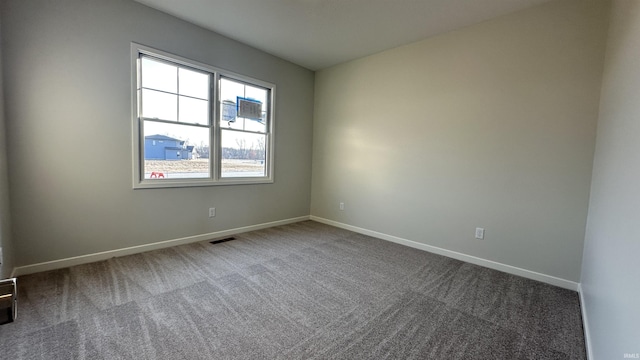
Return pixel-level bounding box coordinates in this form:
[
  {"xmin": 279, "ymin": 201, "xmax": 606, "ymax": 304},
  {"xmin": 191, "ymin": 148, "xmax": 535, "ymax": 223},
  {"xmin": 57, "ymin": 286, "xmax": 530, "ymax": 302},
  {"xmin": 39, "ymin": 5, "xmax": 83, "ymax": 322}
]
[{"xmin": 133, "ymin": 177, "xmax": 274, "ymax": 189}]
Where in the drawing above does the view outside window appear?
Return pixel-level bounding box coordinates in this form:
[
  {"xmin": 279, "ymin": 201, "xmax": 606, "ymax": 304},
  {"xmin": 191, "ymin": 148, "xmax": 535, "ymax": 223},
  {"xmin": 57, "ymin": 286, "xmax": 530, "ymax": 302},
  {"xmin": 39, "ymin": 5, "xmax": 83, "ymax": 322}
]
[
  {"xmin": 140, "ymin": 56, "xmax": 211, "ymax": 179},
  {"xmin": 134, "ymin": 46, "xmax": 273, "ymax": 187},
  {"xmin": 219, "ymin": 77, "xmax": 268, "ymax": 178}
]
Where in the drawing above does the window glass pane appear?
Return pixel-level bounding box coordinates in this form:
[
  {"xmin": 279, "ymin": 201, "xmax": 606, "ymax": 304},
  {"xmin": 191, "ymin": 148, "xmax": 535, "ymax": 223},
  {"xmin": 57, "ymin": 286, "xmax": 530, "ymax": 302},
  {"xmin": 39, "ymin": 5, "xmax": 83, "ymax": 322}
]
[
  {"xmin": 220, "ymin": 77, "xmax": 267, "ymax": 133},
  {"xmin": 179, "ymin": 68, "xmax": 209, "ymax": 99},
  {"xmin": 221, "ymin": 100, "xmax": 237, "ymax": 123},
  {"xmin": 245, "ymin": 85, "xmax": 267, "ymax": 106},
  {"xmin": 220, "ymin": 106, "xmax": 243, "ymax": 129},
  {"xmin": 221, "ymin": 129, "xmax": 266, "ymax": 178},
  {"xmin": 141, "ymin": 57, "xmax": 177, "ymax": 93},
  {"xmin": 178, "ymin": 96, "xmax": 208, "ymax": 125},
  {"xmin": 143, "ymin": 121, "xmax": 210, "ymax": 179},
  {"xmin": 220, "ymin": 78, "xmax": 244, "ymax": 99},
  {"xmin": 142, "ymin": 89, "xmax": 177, "ymax": 121},
  {"xmin": 244, "ymin": 86, "xmax": 268, "ymax": 133},
  {"xmin": 220, "ymin": 78, "xmax": 244, "ymax": 130},
  {"xmin": 244, "ymin": 116, "xmax": 266, "ymax": 133}
]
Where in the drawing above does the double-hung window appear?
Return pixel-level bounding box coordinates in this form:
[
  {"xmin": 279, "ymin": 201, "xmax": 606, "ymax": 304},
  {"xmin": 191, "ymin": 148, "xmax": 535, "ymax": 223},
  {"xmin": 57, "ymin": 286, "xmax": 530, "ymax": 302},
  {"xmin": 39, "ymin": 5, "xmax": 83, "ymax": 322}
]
[{"xmin": 132, "ymin": 43, "xmax": 274, "ymax": 188}]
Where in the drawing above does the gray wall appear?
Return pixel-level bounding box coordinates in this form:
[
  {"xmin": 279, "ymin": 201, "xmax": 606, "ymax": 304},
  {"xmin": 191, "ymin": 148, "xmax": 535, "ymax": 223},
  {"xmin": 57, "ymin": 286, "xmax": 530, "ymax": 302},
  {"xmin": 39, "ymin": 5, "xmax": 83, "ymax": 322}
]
[
  {"xmin": 0, "ymin": 0, "xmax": 314, "ymax": 267},
  {"xmin": 0, "ymin": 11, "xmax": 15, "ymax": 278},
  {"xmin": 311, "ymin": 0, "xmax": 609, "ymax": 282},
  {"xmin": 581, "ymin": 0, "xmax": 640, "ymax": 358}
]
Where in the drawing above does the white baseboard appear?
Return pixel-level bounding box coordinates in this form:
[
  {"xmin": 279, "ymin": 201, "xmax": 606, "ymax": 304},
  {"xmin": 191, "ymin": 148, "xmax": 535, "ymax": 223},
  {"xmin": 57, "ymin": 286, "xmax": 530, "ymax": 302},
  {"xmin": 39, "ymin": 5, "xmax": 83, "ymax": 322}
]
[
  {"xmin": 11, "ymin": 216, "xmax": 310, "ymax": 277},
  {"xmin": 578, "ymin": 284, "xmax": 593, "ymax": 360},
  {"xmin": 310, "ymin": 216, "xmax": 579, "ymax": 291},
  {"xmin": 11, "ymin": 215, "xmax": 579, "ymax": 292}
]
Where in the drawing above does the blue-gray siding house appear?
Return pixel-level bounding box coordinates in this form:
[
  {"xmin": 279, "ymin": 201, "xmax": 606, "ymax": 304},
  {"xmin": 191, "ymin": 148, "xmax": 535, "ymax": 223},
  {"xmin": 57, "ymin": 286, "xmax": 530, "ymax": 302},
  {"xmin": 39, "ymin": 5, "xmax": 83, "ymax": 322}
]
[{"xmin": 144, "ymin": 134, "xmax": 193, "ymax": 160}]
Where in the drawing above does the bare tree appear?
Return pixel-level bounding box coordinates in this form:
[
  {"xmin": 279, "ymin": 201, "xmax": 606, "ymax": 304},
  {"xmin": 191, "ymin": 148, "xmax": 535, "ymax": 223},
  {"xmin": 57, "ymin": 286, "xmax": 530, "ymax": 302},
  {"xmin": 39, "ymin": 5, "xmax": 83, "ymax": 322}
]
[
  {"xmin": 236, "ymin": 138, "xmax": 248, "ymax": 159},
  {"xmin": 255, "ymin": 137, "xmax": 265, "ymax": 160},
  {"xmin": 196, "ymin": 141, "xmax": 209, "ymax": 159}
]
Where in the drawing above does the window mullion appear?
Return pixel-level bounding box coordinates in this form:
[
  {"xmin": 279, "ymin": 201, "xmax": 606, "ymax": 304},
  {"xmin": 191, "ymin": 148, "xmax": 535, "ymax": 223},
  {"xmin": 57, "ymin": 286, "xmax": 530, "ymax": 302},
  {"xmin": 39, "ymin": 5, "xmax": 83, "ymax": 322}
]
[
  {"xmin": 139, "ymin": 117, "xmax": 209, "ymax": 129},
  {"xmin": 212, "ymin": 73, "xmax": 219, "ymax": 181},
  {"xmin": 176, "ymin": 66, "xmax": 180, "ymax": 123}
]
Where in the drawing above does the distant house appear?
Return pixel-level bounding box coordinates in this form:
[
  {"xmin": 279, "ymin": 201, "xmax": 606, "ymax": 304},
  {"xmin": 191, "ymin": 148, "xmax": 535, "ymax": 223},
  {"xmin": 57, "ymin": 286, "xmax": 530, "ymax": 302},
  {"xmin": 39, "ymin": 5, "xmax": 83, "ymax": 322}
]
[
  {"xmin": 186, "ymin": 145, "xmax": 197, "ymax": 159},
  {"xmin": 144, "ymin": 134, "xmax": 193, "ymax": 160}
]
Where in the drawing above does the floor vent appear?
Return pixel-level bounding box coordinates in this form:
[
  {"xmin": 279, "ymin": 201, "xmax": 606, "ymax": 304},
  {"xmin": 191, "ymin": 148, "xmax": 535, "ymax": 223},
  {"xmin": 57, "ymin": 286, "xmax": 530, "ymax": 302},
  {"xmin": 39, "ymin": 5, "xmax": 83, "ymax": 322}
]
[{"xmin": 210, "ymin": 237, "xmax": 236, "ymax": 245}]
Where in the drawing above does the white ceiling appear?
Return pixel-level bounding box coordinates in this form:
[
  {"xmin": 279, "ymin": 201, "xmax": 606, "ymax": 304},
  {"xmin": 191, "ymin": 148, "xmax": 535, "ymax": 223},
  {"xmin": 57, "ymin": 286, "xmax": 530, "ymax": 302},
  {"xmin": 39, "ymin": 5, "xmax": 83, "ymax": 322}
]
[{"xmin": 134, "ymin": 0, "xmax": 553, "ymax": 71}]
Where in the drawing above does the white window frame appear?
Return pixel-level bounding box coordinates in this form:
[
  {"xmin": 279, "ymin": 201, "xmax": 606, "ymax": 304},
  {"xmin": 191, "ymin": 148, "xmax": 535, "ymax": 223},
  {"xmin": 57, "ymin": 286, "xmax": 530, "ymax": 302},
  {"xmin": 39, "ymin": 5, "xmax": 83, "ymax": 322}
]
[{"xmin": 131, "ymin": 43, "xmax": 275, "ymax": 189}]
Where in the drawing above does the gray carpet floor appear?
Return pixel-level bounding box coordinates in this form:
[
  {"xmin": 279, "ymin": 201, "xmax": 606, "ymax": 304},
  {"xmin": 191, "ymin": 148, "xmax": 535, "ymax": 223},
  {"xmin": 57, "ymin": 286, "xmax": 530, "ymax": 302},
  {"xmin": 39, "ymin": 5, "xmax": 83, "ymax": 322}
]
[{"xmin": 0, "ymin": 221, "xmax": 586, "ymax": 359}]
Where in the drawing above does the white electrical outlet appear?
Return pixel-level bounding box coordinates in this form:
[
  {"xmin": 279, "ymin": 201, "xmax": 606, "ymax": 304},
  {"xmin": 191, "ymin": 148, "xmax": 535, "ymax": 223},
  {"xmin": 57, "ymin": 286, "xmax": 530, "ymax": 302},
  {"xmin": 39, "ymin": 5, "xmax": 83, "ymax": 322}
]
[
  {"xmin": 475, "ymin": 228, "xmax": 485, "ymax": 240},
  {"xmin": 339, "ymin": 202, "xmax": 345, "ymax": 211},
  {"xmin": 209, "ymin": 207, "xmax": 216, "ymax": 218}
]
